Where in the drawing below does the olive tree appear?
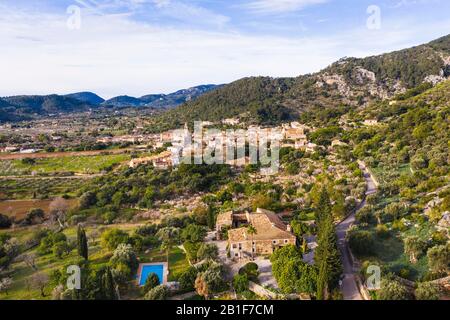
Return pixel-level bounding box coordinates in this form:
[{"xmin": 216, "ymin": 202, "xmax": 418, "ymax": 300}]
[{"xmin": 404, "ymin": 236, "xmax": 427, "ymax": 264}]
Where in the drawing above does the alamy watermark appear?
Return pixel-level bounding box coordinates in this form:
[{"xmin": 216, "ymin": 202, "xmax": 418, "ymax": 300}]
[
  {"xmin": 67, "ymin": 265, "xmax": 81, "ymax": 290},
  {"xmin": 367, "ymin": 5, "xmax": 382, "ymax": 30},
  {"xmin": 366, "ymin": 265, "xmax": 381, "ymax": 290}
]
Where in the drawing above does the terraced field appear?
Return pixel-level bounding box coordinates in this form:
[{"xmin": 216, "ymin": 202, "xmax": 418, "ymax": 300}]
[
  {"xmin": 0, "ymin": 177, "xmax": 87, "ymax": 199},
  {"xmin": 0, "ymin": 153, "xmax": 130, "ymax": 176}
]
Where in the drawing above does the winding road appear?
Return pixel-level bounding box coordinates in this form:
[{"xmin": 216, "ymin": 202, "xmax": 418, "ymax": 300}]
[{"xmin": 336, "ymin": 161, "xmax": 377, "ymax": 300}]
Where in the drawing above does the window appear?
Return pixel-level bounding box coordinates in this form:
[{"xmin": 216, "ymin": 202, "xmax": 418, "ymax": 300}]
[
  {"xmin": 235, "ymin": 253, "xmax": 239, "ymax": 257},
  {"xmin": 232, "ymin": 244, "xmax": 237, "ymax": 249},
  {"xmin": 284, "ymin": 239, "xmax": 288, "ymax": 244},
  {"xmin": 272, "ymin": 240, "xmax": 278, "ymax": 244}
]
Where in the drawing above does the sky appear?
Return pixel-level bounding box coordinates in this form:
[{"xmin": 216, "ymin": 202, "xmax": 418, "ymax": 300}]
[{"xmin": 0, "ymin": 0, "xmax": 449, "ymax": 99}]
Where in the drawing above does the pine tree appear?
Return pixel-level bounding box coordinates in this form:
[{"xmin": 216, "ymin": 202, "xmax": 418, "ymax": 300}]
[{"xmin": 77, "ymin": 225, "xmax": 89, "ymax": 260}]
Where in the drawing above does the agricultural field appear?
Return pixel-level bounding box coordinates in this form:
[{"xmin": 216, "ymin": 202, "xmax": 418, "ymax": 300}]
[
  {"xmin": 0, "ymin": 154, "xmax": 130, "ymax": 176},
  {"xmin": 0, "ymin": 198, "xmax": 78, "ymax": 220},
  {"xmin": 0, "ymin": 177, "xmax": 87, "ymax": 199}
]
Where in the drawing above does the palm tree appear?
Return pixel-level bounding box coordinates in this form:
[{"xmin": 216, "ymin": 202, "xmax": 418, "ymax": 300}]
[
  {"xmin": 156, "ymin": 227, "xmax": 180, "ymax": 268},
  {"xmin": 246, "ymin": 224, "xmax": 257, "ymax": 260}
]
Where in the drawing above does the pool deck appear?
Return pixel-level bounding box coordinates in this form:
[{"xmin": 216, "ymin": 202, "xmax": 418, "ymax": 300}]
[{"xmin": 136, "ymin": 262, "xmax": 169, "ymax": 286}]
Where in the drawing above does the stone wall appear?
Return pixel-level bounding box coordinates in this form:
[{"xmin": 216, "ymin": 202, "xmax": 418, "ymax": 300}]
[{"xmin": 229, "ymin": 238, "xmax": 296, "ymax": 259}]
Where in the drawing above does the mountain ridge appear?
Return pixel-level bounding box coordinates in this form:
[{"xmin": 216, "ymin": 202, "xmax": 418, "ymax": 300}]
[
  {"xmin": 64, "ymin": 92, "xmax": 105, "ymax": 105},
  {"xmin": 0, "ymin": 84, "xmax": 222, "ymax": 122},
  {"xmin": 146, "ymin": 34, "xmax": 450, "ymax": 131},
  {"xmin": 102, "ymin": 84, "xmax": 222, "ymax": 108}
]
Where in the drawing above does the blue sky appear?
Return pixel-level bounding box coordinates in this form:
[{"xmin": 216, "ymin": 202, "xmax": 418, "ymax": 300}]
[{"xmin": 1, "ymin": 0, "xmax": 449, "ymax": 98}]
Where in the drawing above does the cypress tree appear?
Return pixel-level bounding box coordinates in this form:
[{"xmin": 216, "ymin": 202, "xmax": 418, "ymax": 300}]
[
  {"xmin": 102, "ymin": 267, "xmax": 118, "ymax": 300},
  {"xmin": 314, "ymin": 186, "xmax": 342, "ymax": 299},
  {"xmin": 77, "ymin": 225, "xmax": 89, "ymax": 260},
  {"xmin": 315, "ymin": 186, "xmax": 332, "ymax": 226}
]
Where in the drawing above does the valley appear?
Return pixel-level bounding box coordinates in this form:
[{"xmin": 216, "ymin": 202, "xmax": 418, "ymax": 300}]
[{"xmin": 0, "ymin": 34, "xmax": 449, "ymax": 302}]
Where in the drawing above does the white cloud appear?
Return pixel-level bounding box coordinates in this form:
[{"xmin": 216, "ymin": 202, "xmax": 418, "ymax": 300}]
[
  {"xmin": 72, "ymin": 0, "xmax": 230, "ymax": 28},
  {"xmin": 389, "ymin": 0, "xmax": 441, "ymax": 8},
  {"xmin": 243, "ymin": 0, "xmax": 329, "ymax": 14},
  {"xmin": 0, "ymin": 3, "xmax": 449, "ymax": 98}
]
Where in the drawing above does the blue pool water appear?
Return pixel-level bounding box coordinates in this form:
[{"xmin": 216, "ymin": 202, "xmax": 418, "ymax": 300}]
[{"xmin": 139, "ymin": 264, "xmax": 164, "ymax": 286}]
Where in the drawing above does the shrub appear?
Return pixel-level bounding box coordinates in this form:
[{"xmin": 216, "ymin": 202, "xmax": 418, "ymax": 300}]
[
  {"xmin": 0, "ymin": 214, "xmax": 12, "ymax": 229},
  {"xmin": 233, "ymin": 274, "xmax": 249, "ymax": 293},
  {"xmin": 144, "ymin": 285, "xmax": 169, "ymax": 300},
  {"xmin": 378, "ymin": 278, "xmax": 413, "ymax": 300},
  {"xmin": 52, "ymin": 241, "xmax": 71, "ymax": 259},
  {"xmin": 348, "ymin": 230, "xmax": 375, "ymax": 256},
  {"xmin": 38, "ymin": 231, "xmax": 68, "ymax": 256},
  {"xmin": 183, "ymin": 241, "xmax": 201, "ymax": 263},
  {"xmin": 181, "ymin": 224, "xmax": 206, "ymax": 243},
  {"xmin": 238, "ymin": 262, "xmax": 259, "ymax": 281},
  {"xmin": 79, "ymin": 192, "xmax": 97, "ymax": 209},
  {"xmin": 101, "ymin": 229, "xmax": 129, "ymax": 250},
  {"xmin": 135, "ymin": 224, "xmax": 158, "ymax": 237},
  {"xmin": 197, "ymin": 243, "xmax": 218, "ymax": 261},
  {"xmin": 415, "ymin": 282, "xmax": 442, "ymax": 300},
  {"xmin": 375, "ymin": 224, "xmax": 390, "ymax": 239},
  {"xmin": 179, "ymin": 266, "xmax": 198, "ymax": 291},
  {"xmin": 109, "ymin": 243, "xmax": 139, "ymax": 277},
  {"xmin": 355, "ymin": 207, "xmax": 375, "ymax": 225},
  {"xmin": 427, "ymin": 244, "xmax": 449, "ymax": 273},
  {"xmin": 143, "ymin": 273, "xmax": 160, "ymax": 294},
  {"xmin": 24, "ymin": 208, "xmax": 45, "ymax": 225}
]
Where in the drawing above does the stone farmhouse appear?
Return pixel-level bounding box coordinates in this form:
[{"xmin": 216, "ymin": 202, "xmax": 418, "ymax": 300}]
[
  {"xmin": 216, "ymin": 208, "xmax": 297, "ymax": 260},
  {"xmin": 128, "ymin": 150, "xmax": 174, "ymax": 169}
]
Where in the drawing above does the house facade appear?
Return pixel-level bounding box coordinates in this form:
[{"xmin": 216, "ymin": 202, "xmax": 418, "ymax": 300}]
[{"xmin": 216, "ymin": 208, "xmax": 297, "ymax": 260}]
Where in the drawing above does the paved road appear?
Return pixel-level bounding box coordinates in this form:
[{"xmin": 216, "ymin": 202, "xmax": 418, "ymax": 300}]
[{"xmin": 336, "ymin": 162, "xmax": 377, "ymax": 300}]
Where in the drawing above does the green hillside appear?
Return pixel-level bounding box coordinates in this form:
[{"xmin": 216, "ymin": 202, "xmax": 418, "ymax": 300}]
[{"xmin": 147, "ymin": 34, "xmax": 450, "ymax": 132}]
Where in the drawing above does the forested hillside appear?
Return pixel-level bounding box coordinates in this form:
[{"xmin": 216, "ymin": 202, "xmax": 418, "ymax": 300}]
[
  {"xmin": 147, "ymin": 34, "xmax": 450, "ymax": 131},
  {"xmin": 0, "ymin": 95, "xmax": 92, "ymax": 122},
  {"xmin": 353, "ymin": 80, "xmax": 450, "ymax": 197}
]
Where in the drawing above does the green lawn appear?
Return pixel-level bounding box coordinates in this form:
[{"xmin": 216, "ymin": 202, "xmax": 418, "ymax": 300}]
[
  {"xmin": 370, "ymin": 163, "xmax": 412, "ymax": 185},
  {"xmin": 356, "ymin": 224, "xmax": 431, "ymax": 281},
  {"xmin": 139, "ymin": 246, "xmax": 190, "ymax": 281}
]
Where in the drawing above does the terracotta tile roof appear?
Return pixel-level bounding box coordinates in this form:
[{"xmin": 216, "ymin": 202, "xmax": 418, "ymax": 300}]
[
  {"xmin": 216, "ymin": 211, "xmax": 233, "ymax": 226},
  {"xmin": 228, "ymin": 209, "xmax": 295, "ymax": 242}
]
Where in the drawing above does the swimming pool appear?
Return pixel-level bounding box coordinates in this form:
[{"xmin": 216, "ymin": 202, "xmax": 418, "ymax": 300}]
[{"xmin": 138, "ymin": 264, "xmax": 165, "ymax": 286}]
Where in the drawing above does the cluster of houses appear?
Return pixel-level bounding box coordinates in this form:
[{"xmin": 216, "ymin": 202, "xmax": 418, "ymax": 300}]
[
  {"xmin": 128, "ymin": 151, "xmax": 174, "ymax": 169},
  {"xmin": 128, "ymin": 122, "xmax": 319, "ymax": 169},
  {"xmin": 0, "ymin": 146, "xmax": 42, "ymax": 154}
]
